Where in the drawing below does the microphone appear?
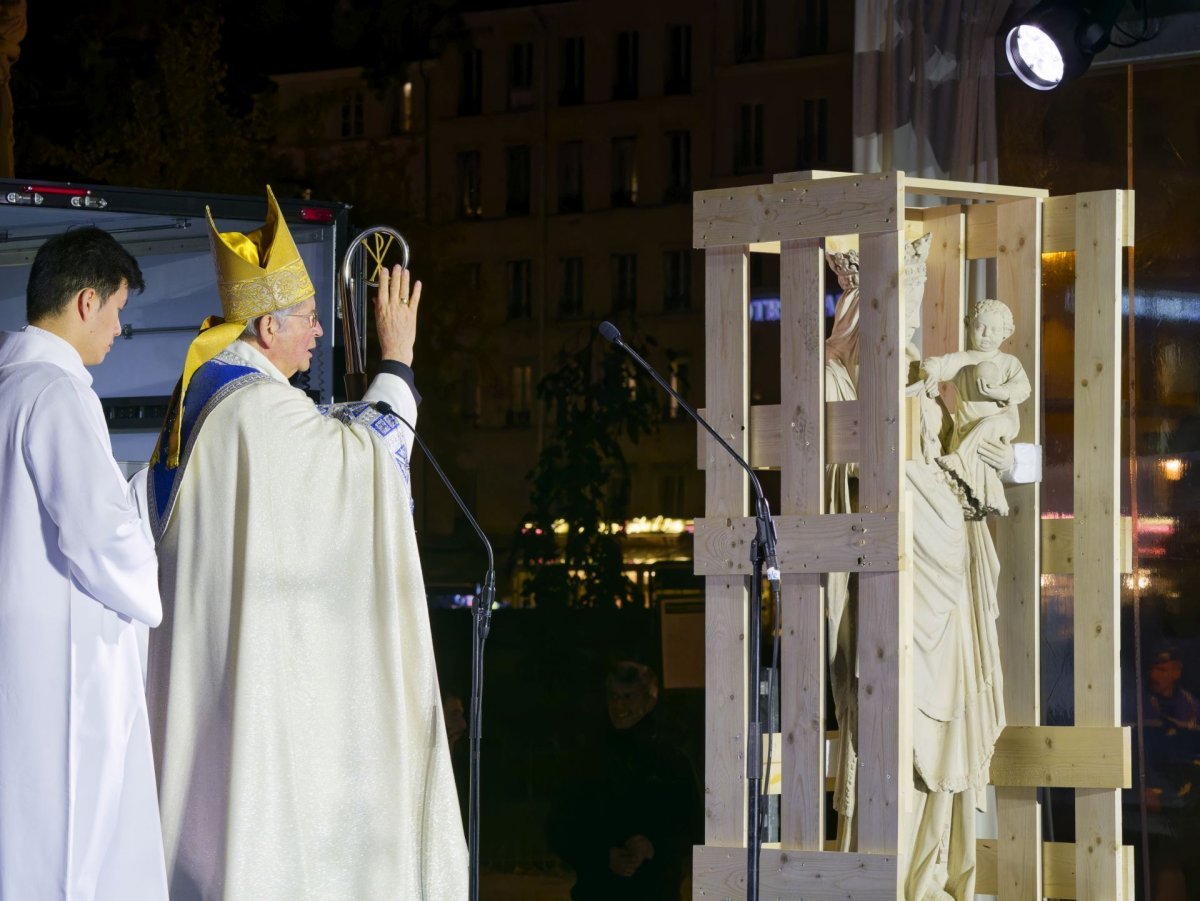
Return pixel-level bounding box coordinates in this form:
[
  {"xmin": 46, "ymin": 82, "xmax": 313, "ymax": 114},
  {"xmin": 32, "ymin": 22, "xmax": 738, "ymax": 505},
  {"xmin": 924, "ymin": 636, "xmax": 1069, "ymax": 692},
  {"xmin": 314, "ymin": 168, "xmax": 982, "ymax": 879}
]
[
  {"xmin": 596, "ymin": 321, "xmax": 777, "ymax": 564},
  {"xmin": 598, "ymin": 320, "xmax": 778, "ymax": 901},
  {"xmin": 372, "ymin": 399, "xmax": 492, "ymax": 901}
]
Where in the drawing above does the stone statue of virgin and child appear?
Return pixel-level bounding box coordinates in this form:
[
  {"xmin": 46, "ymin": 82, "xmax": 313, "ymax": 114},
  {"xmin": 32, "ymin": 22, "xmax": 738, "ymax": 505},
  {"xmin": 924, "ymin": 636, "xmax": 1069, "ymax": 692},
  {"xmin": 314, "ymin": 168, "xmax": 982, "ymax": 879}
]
[{"xmin": 822, "ymin": 234, "xmax": 1028, "ymax": 900}]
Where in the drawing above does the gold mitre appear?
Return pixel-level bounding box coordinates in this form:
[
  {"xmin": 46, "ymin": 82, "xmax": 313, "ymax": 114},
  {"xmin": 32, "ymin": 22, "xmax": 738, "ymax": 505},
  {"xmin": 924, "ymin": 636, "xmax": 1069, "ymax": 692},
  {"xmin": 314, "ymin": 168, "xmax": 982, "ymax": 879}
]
[
  {"xmin": 207, "ymin": 185, "xmax": 314, "ymax": 322},
  {"xmin": 157, "ymin": 187, "xmax": 315, "ymax": 469}
]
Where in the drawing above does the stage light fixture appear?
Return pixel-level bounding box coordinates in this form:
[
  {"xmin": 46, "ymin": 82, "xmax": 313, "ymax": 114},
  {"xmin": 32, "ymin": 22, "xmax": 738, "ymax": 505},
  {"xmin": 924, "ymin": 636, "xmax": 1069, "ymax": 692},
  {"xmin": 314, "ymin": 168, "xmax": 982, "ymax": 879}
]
[{"xmin": 1005, "ymin": 0, "xmax": 1127, "ymax": 89}]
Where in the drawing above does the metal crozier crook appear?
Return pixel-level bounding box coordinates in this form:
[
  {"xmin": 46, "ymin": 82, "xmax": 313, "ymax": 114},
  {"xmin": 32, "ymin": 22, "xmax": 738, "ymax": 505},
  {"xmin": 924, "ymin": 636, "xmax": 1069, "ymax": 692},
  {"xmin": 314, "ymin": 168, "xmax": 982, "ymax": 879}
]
[{"xmin": 338, "ymin": 226, "xmax": 410, "ymax": 401}]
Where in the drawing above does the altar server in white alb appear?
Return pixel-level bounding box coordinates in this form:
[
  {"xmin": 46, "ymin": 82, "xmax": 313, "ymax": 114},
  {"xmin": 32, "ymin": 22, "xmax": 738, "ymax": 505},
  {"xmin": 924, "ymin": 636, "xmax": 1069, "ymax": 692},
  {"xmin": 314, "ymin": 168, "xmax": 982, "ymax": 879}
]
[
  {"xmin": 0, "ymin": 227, "xmax": 168, "ymax": 900},
  {"xmin": 147, "ymin": 187, "xmax": 467, "ymax": 900}
]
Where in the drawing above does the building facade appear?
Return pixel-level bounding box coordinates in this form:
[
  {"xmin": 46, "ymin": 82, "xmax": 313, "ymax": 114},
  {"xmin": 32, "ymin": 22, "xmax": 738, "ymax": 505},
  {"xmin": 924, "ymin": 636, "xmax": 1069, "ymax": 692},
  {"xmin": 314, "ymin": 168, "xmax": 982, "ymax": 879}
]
[{"xmin": 273, "ymin": 0, "xmax": 854, "ymax": 602}]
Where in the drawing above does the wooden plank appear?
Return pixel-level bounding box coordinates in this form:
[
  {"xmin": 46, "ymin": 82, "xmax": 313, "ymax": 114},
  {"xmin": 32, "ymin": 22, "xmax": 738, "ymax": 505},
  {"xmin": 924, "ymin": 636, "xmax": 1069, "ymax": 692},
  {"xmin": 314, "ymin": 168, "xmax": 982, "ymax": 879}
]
[
  {"xmin": 977, "ymin": 840, "xmax": 1085, "ymax": 899},
  {"xmin": 693, "ymin": 172, "xmax": 901, "ymax": 249},
  {"xmin": 992, "ymin": 196, "xmax": 1044, "ymax": 901},
  {"xmin": 702, "ymin": 246, "xmax": 751, "ymax": 847},
  {"xmin": 693, "ymin": 513, "xmax": 905, "ymax": 575},
  {"xmin": 762, "ymin": 732, "xmax": 839, "ymax": 793},
  {"xmin": 990, "ymin": 725, "xmax": 1131, "ymax": 789},
  {"xmin": 778, "ymin": 237, "xmax": 825, "ymax": 851},
  {"xmin": 696, "ymin": 397, "xmax": 921, "ymax": 469},
  {"xmin": 774, "ymin": 168, "xmax": 1049, "ymax": 201},
  {"xmin": 978, "ymin": 839, "xmax": 1137, "ymax": 899},
  {"xmin": 1073, "ymin": 189, "xmax": 1125, "ymax": 900},
  {"xmin": 1042, "ymin": 515, "xmax": 1134, "ymax": 574},
  {"xmin": 919, "ymin": 204, "xmax": 965, "ymax": 358},
  {"xmin": 966, "ymin": 193, "xmax": 1135, "ymax": 259},
  {"xmin": 693, "ymin": 845, "xmax": 898, "ymax": 900},
  {"xmin": 854, "ymin": 227, "xmax": 910, "ymax": 862}
]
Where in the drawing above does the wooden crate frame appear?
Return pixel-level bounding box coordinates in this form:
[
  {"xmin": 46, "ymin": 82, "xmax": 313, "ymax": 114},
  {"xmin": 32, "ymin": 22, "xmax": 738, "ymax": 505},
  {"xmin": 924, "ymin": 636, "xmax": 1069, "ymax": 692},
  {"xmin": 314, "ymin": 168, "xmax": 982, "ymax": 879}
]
[{"xmin": 692, "ymin": 170, "xmax": 1135, "ymax": 900}]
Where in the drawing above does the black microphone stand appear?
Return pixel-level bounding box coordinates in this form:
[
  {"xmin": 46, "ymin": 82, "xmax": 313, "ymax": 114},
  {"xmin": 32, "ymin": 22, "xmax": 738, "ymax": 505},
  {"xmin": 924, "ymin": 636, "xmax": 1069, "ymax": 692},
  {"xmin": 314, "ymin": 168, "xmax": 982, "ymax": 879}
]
[
  {"xmin": 377, "ymin": 403, "xmax": 494, "ymax": 901},
  {"xmin": 597, "ymin": 322, "xmax": 779, "ymax": 901}
]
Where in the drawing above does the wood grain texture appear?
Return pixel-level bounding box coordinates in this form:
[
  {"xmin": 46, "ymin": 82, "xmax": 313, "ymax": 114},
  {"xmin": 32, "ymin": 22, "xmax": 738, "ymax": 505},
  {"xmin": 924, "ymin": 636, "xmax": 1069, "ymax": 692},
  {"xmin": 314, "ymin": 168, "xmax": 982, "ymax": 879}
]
[
  {"xmin": 693, "ymin": 845, "xmax": 898, "ymax": 900},
  {"xmin": 1072, "ymin": 189, "xmax": 1125, "ymax": 900},
  {"xmin": 976, "ymin": 839, "xmax": 1134, "ymax": 899},
  {"xmin": 990, "ymin": 725, "xmax": 1131, "ymax": 789},
  {"xmin": 696, "ymin": 398, "xmax": 922, "ymax": 470},
  {"xmin": 693, "ymin": 513, "xmax": 905, "ymax": 575},
  {"xmin": 701, "ymin": 246, "xmax": 751, "ymax": 847},
  {"xmin": 778, "ymin": 238, "xmax": 825, "ymax": 850},
  {"xmin": 965, "ymin": 193, "xmax": 1135, "ymax": 259},
  {"xmin": 693, "ymin": 172, "xmax": 900, "ymax": 248},
  {"xmin": 854, "ymin": 227, "xmax": 910, "ymax": 858},
  {"xmin": 992, "ymin": 196, "xmax": 1044, "ymax": 901},
  {"xmin": 919, "ymin": 204, "xmax": 965, "ymax": 358},
  {"xmin": 1042, "ymin": 516, "xmax": 1134, "ymax": 574},
  {"xmin": 773, "ymin": 169, "xmax": 1049, "ymax": 201}
]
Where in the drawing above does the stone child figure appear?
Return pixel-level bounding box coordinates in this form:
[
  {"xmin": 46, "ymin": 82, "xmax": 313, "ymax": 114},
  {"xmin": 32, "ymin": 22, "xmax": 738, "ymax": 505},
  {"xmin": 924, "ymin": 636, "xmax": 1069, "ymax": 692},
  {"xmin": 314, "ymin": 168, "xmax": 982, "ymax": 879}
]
[{"xmin": 920, "ymin": 299, "xmax": 1030, "ymax": 519}]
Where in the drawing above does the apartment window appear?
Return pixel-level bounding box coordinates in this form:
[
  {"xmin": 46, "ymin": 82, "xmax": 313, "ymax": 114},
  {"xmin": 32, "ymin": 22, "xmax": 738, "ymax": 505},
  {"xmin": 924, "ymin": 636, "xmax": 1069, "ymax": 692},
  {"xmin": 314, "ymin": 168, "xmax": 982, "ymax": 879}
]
[
  {"xmin": 509, "ymin": 42, "xmax": 535, "ymax": 110},
  {"xmin": 735, "ymin": 103, "xmax": 765, "ymax": 173},
  {"xmin": 799, "ymin": 0, "xmax": 830, "ymax": 56},
  {"xmin": 664, "ymin": 130, "xmax": 691, "ymax": 203},
  {"xmin": 509, "ymin": 364, "xmax": 534, "ymax": 426},
  {"xmin": 737, "ymin": 0, "xmax": 765, "ymax": 62},
  {"xmin": 611, "ymin": 253, "xmax": 637, "ymax": 313},
  {"xmin": 663, "ymin": 250, "xmax": 692, "ymax": 312},
  {"xmin": 558, "ymin": 140, "xmax": 583, "ymax": 213},
  {"xmin": 658, "ymin": 471, "xmax": 687, "ymax": 515},
  {"xmin": 665, "ymin": 25, "xmax": 692, "ymax": 94},
  {"xmin": 456, "ymin": 151, "xmax": 482, "ymax": 219},
  {"xmin": 559, "ymin": 256, "xmax": 584, "ymax": 318},
  {"xmin": 610, "ymin": 137, "xmax": 637, "ymax": 207},
  {"xmin": 341, "ymin": 90, "xmax": 364, "ymax": 139},
  {"xmin": 462, "ymin": 362, "xmax": 482, "ymax": 423},
  {"xmin": 460, "ymin": 47, "xmax": 483, "ymax": 115},
  {"xmin": 391, "ymin": 81, "xmax": 413, "ymax": 133},
  {"xmin": 613, "ymin": 31, "xmax": 639, "ymax": 100},
  {"xmin": 798, "ymin": 98, "xmax": 829, "ymax": 168},
  {"xmin": 560, "ymin": 37, "xmax": 585, "ymax": 105},
  {"xmin": 667, "ymin": 358, "xmax": 691, "ymax": 420},
  {"xmin": 507, "ymin": 260, "xmax": 533, "ymax": 320},
  {"xmin": 506, "ymin": 145, "xmax": 532, "ymax": 215}
]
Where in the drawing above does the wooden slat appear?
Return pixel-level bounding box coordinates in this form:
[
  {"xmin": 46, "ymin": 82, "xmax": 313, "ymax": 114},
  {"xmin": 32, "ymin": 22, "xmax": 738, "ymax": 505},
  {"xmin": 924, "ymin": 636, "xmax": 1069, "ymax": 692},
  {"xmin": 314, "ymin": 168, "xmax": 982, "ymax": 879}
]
[
  {"xmin": 762, "ymin": 732, "xmax": 839, "ymax": 793},
  {"xmin": 696, "ymin": 397, "xmax": 921, "ymax": 469},
  {"xmin": 1073, "ymin": 189, "xmax": 1125, "ymax": 899},
  {"xmin": 919, "ymin": 204, "xmax": 965, "ymax": 358},
  {"xmin": 990, "ymin": 725, "xmax": 1131, "ymax": 789},
  {"xmin": 773, "ymin": 168, "xmax": 1049, "ymax": 201},
  {"xmin": 977, "ymin": 840, "xmax": 1137, "ymax": 900},
  {"xmin": 992, "ymin": 196, "xmax": 1044, "ymax": 901},
  {"xmin": 778, "ymin": 237, "xmax": 825, "ymax": 850},
  {"xmin": 1042, "ymin": 515, "xmax": 1134, "ymax": 574},
  {"xmin": 693, "ymin": 845, "xmax": 898, "ymax": 900},
  {"xmin": 702, "ymin": 246, "xmax": 751, "ymax": 847},
  {"xmin": 693, "ymin": 172, "xmax": 901, "ymax": 249},
  {"xmin": 854, "ymin": 226, "xmax": 911, "ymax": 861},
  {"xmin": 966, "ymin": 193, "xmax": 1135, "ymax": 259},
  {"xmin": 693, "ymin": 513, "xmax": 905, "ymax": 575}
]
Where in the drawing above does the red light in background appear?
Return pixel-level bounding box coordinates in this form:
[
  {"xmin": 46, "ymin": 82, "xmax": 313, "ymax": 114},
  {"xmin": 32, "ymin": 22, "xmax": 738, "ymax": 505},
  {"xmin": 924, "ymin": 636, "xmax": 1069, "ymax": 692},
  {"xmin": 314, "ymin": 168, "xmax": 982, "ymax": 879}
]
[
  {"xmin": 25, "ymin": 185, "xmax": 87, "ymax": 197},
  {"xmin": 299, "ymin": 207, "xmax": 335, "ymax": 223}
]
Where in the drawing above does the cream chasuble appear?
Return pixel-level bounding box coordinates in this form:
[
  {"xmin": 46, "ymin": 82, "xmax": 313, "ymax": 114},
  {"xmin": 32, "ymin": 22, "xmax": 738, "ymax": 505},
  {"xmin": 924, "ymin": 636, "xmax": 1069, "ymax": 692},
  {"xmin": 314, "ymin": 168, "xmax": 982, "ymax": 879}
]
[
  {"xmin": 0, "ymin": 326, "xmax": 167, "ymax": 901},
  {"xmin": 148, "ymin": 340, "xmax": 466, "ymax": 900}
]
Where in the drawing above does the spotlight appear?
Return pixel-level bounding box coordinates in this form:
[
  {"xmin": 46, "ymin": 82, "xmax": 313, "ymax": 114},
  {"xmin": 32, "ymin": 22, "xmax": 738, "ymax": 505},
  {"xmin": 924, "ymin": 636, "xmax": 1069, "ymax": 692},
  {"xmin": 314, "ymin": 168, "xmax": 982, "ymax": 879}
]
[{"xmin": 1005, "ymin": 0, "xmax": 1126, "ymax": 90}]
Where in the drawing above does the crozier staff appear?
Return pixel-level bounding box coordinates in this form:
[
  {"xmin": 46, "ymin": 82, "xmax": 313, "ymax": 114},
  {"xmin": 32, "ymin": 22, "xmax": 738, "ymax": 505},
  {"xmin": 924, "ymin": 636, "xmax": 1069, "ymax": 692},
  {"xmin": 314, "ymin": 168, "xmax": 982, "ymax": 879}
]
[{"xmin": 147, "ymin": 187, "xmax": 466, "ymax": 900}]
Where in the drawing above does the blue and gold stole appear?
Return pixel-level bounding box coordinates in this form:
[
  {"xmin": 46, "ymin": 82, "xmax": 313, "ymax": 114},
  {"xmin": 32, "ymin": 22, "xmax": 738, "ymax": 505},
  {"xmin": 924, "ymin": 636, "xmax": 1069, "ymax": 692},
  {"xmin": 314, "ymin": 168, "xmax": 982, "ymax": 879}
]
[{"xmin": 148, "ymin": 356, "xmax": 268, "ymax": 541}]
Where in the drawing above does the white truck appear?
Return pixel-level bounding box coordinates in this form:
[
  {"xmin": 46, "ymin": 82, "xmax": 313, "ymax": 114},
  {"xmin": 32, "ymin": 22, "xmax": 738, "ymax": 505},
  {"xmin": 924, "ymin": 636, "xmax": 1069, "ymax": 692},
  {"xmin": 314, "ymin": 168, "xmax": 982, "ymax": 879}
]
[{"xmin": 0, "ymin": 178, "xmax": 352, "ymax": 466}]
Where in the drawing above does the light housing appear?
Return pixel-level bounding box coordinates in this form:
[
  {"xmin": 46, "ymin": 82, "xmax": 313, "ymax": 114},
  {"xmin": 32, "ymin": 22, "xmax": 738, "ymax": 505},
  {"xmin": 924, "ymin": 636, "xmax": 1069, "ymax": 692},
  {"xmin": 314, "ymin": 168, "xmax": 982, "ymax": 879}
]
[{"xmin": 1005, "ymin": 0, "xmax": 1126, "ymax": 90}]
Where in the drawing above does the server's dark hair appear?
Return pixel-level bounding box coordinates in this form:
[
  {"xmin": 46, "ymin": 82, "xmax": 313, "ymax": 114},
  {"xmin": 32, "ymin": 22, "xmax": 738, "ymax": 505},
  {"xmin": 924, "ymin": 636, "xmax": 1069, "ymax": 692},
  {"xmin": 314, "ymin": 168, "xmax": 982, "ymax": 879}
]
[{"xmin": 27, "ymin": 226, "xmax": 145, "ymax": 323}]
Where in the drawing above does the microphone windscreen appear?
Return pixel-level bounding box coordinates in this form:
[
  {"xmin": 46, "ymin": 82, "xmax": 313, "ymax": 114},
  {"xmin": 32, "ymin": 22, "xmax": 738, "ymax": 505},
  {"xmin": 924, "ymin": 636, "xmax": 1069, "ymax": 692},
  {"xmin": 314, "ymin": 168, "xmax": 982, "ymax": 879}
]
[{"xmin": 598, "ymin": 321, "xmax": 621, "ymax": 344}]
